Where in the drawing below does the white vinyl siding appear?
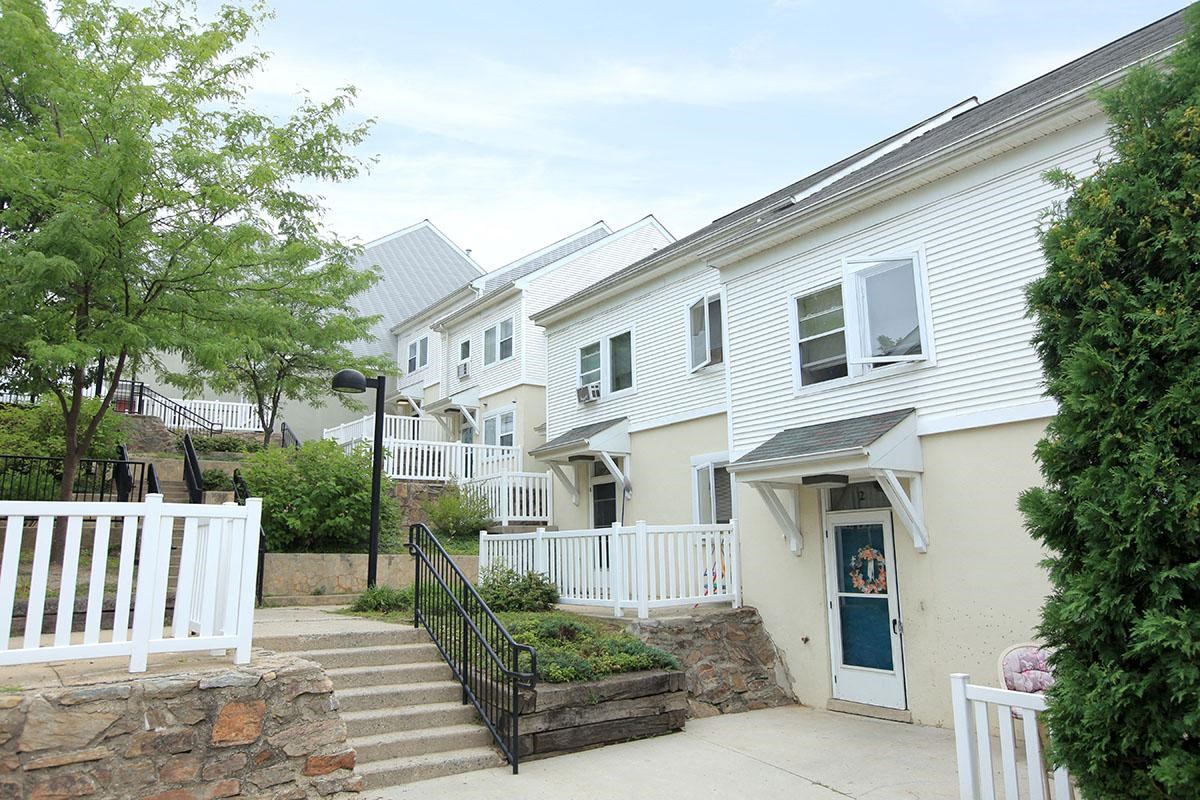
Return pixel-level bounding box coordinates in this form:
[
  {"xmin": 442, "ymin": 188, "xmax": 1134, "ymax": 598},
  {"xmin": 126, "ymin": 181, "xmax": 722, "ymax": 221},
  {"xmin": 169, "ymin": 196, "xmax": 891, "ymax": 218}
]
[
  {"xmin": 441, "ymin": 297, "xmax": 525, "ymax": 396},
  {"xmin": 545, "ymin": 265, "xmax": 726, "ymax": 439},
  {"xmin": 724, "ymin": 120, "xmax": 1110, "ymax": 455},
  {"xmin": 396, "ymin": 325, "xmax": 440, "ymax": 392}
]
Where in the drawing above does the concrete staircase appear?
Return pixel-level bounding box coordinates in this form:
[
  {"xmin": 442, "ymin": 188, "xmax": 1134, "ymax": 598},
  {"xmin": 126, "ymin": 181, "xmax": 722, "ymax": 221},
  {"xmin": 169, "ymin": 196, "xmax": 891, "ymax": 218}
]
[{"xmin": 257, "ymin": 627, "xmax": 505, "ymax": 789}]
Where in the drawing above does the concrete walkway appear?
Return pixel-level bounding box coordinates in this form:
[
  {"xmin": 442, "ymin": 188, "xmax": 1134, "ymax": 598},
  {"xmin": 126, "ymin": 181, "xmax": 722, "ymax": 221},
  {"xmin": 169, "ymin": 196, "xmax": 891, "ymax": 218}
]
[{"xmin": 366, "ymin": 705, "xmax": 963, "ymax": 800}]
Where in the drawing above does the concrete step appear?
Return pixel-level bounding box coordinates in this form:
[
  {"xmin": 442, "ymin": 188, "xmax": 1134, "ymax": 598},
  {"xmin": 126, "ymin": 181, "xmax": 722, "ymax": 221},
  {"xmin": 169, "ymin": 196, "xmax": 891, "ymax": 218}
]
[
  {"xmin": 350, "ymin": 724, "xmax": 494, "ymax": 762},
  {"xmin": 326, "ymin": 661, "xmax": 453, "ymax": 689},
  {"xmin": 335, "ymin": 682, "xmax": 463, "ymax": 713},
  {"xmin": 357, "ymin": 746, "xmax": 505, "ymax": 788},
  {"xmin": 256, "ymin": 628, "xmax": 430, "ymax": 653},
  {"xmin": 340, "ymin": 702, "xmax": 479, "ymax": 738},
  {"xmin": 298, "ymin": 643, "xmax": 441, "ymax": 670}
]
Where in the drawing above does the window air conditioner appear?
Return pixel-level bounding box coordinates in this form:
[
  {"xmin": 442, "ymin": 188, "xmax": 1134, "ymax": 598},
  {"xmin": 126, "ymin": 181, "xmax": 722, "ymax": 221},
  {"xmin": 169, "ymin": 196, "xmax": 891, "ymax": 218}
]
[
  {"xmin": 457, "ymin": 362, "xmax": 470, "ymax": 379},
  {"xmin": 576, "ymin": 383, "xmax": 601, "ymax": 403}
]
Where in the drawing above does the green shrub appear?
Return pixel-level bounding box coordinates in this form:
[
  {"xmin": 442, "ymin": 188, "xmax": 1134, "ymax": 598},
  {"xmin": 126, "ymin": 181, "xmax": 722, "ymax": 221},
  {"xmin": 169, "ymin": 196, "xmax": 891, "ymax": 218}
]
[
  {"xmin": 0, "ymin": 397, "xmax": 125, "ymax": 459},
  {"xmin": 496, "ymin": 611, "xmax": 678, "ymax": 683},
  {"xmin": 182, "ymin": 433, "xmax": 261, "ymax": 454},
  {"xmin": 478, "ymin": 565, "xmax": 559, "ymax": 612},
  {"xmin": 201, "ymin": 468, "xmax": 232, "ymax": 491},
  {"xmin": 242, "ymin": 440, "xmax": 399, "ymax": 553},
  {"xmin": 349, "ymin": 584, "xmax": 414, "ymax": 613},
  {"xmin": 422, "ymin": 484, "xmax": 493, "ymax": 541}
]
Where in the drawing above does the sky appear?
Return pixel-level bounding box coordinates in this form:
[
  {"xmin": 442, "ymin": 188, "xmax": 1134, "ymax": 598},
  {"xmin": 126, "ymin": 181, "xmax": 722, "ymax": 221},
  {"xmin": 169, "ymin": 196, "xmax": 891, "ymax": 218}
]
[{"xmin": 234, "ymin": 0, "xmax": 1186, "ymax": 270}]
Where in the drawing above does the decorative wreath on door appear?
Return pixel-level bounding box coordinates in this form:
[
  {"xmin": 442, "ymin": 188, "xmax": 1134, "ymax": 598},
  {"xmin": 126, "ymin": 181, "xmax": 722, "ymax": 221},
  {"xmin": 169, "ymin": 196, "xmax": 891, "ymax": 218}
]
[{"xmin": 848, "ymin": 546, "xmax": 887, "ymax": 594}]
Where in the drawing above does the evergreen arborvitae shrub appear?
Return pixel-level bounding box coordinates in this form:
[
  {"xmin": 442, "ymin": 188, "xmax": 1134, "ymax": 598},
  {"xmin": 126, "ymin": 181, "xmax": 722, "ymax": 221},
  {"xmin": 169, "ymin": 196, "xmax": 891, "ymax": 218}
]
[{"xmin": 1020, "ymin": 9, "xmax": 1200, "ymax": 797}]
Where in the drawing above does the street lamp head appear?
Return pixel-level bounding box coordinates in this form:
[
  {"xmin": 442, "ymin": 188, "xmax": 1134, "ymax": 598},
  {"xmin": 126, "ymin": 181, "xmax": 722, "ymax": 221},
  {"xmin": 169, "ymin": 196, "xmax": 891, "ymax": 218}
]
[{"xmin": 331, "ymin": 368, "xmax": 368, "ymax": 394}]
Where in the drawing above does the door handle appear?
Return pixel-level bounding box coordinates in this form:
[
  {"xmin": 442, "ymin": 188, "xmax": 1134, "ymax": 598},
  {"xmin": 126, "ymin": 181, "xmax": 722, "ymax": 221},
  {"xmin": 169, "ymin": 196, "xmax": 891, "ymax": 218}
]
[{"xmin": 892, "ymin": 619, "xmax": 903, "ymax": 635}]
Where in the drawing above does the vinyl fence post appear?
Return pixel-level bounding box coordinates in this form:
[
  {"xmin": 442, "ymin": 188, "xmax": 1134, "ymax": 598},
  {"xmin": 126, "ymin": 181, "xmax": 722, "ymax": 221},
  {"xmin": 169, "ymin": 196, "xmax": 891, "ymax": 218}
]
[
  {"xmin": 129, "ymin": 494, "xmax": 163, "ymax": 673},
  {"xmin": 729, "ymin": 518, "xmax": 742, "ymax": 608},
  {"xmin": 479, "ymin": 529, "xmax": 489, "ymax": 578},
  {"xmin": 635, "ymin": 520, "xmax": 650, "ymax": 620},
  {"xmin": 950, "ymin": 673, "xmax": 979, "ymax": 800},
  {"xmin": 609, "ymin": 521, "xmax": 624, "ymax": 618},
  {"xmin": 534, "ymin": 527, "xmax": 547, "ymax": 576},
  {"xmin": 235, "ymin": 498, "xmax": 263, "ymax": 664}
]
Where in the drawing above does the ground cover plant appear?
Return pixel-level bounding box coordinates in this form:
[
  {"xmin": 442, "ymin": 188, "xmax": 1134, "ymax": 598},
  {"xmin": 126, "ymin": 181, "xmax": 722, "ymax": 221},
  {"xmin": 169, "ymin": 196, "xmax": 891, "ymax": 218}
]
[
  {"xmin": 1021, "ymin": 7, "xmax": 1200, "ymax": 796},
  {"xmin": 498, "ymin": 611, "xmax": 678, "ymax": 683}
]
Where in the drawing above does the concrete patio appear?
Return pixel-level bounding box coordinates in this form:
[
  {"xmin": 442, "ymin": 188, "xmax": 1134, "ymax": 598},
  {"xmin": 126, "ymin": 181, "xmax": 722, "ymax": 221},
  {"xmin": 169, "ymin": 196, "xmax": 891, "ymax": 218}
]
[{"xmin": 367, "ymin": 704, "xmax": 965, "ymax": 800}]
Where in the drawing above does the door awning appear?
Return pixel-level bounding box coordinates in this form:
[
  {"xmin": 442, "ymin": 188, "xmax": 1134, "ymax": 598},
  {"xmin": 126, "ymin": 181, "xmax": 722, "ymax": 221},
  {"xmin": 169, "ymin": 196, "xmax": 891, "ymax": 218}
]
[
  {"xmin": 730, "ymin": 409, "xmax": 928, "ymax": 553},
  {"xmin": 423, "ymin": 386, "xmax": 480, "ymax": 416},
  {"xmin": 529, "ymin": 417, "xmax": 630, "ymax": 506}
]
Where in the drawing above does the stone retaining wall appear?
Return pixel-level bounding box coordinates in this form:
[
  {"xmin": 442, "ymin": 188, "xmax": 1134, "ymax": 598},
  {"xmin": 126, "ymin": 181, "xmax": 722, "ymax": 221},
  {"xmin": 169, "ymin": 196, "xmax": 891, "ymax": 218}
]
[
  {"xmin": 626, "ymin": 607, "xmax": 795, "ymax": 717},
  {"xmin": 515, "ymin": 670, "xmax": 687, "ymax": 757},
  {"xmin": 0, "ymin": 655, "xmax": 361, "ymax": 799},
  {"xmin": 262, "ymin": 553, "xmax": 478, "ymax": 598}
]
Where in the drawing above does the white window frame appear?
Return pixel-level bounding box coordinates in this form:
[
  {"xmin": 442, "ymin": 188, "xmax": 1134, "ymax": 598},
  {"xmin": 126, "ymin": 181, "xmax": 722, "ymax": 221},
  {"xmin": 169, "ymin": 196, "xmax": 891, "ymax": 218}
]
[
  {"xmin": 407, "ymin": 335, "xmax": 429, "ymax": 374},
  {"xmin": 482, "ymin": 407, "xmax": 516, "ymax": 448},
  {"xmin": 788, "ymin": 249, "xmax": 935, "ymax": 393},
  {"xmin": 483, "ymin": 317, "xmax": 515, "ymax": 367},
  {"xmin": 686, "ymin": 291, "xmax": 725, "ymax": 372},
  {"xmin": 577, "ymin": 341, "xmax": 601, "ymax": 389},
  {"xmin": 690, "ymin": 451, "xmax": 734, "ymax": 524},
  {"xmin": 578, "ymin": 327, "xmax": 636, "ymax": 400},
  {"xmin": 459, "ymin": 338, "xmax": 471, "ymax": 363}
]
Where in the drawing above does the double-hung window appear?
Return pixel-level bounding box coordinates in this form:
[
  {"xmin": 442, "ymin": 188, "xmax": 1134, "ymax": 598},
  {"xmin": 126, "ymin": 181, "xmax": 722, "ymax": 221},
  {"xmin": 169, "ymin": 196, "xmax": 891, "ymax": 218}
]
[
  {"xmin": 694, "ymin": 461, "xmax": 733, "ymax": 524},
  {"xmin": 483, "ymin": 409, "xmax": 515, "ymax": 447},
  {"xmin": 407, "ymin": 336, "xmax": 429, "ymax": 373},
  {"xmin": 483, "ymin": 318, "xmax": 514, "ymax": 366},
  {"xmin": 688, "ymin": 293, "xmax": 724, "ymax": 371},
  {"xmin": 459, "ymin": 339, "xmax": 470, "ymax": 362},
  {"xmin": 794, "ymin": 253, "xmax": 932, "ymax": 388},
  {"xmin": 578, "ymin": 329, "xmax": 634, "ymax": 398}
]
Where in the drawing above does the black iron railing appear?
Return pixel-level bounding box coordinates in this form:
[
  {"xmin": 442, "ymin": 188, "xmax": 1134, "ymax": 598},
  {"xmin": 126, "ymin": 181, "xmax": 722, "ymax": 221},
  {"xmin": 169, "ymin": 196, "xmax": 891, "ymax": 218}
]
[
  {"xmin": 113, "ymin": 380, "xmax": 224, "ymax": 435},
  {"xmin": 408, "ymin": 523, "xmax": 537, "ymax": 773},
  {"xmin": 181, "ymin": 433, "xmax": 204, "ymax": 504},
  {"xmin": 0, "ymin": 451, "xmax": 147, "ymax": 501},
  {"xmin": 280, "ymin": 422, "xmax": 301, "ymax": 450},
  {"xmin": 147, "ymin": 462, "xmax": 162, "ymax": 495}
]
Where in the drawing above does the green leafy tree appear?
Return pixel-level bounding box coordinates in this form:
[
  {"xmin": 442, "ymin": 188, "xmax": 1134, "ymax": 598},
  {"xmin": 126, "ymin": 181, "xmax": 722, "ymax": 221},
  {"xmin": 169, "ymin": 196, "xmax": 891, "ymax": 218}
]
[
  {"xmin": 0, "ymin": 0, "xmax": 370, "ymax": 499},
  {"xmin": 242, "ymin": 439, "xmax": 398, "ymax": 552},
  {"xmin": 1021, "ymin": 8, "xmax": 1200, "ymax": 796},
  {"xmin": 167, "ymin": 253, "xmax": 393, "ymax": 447}
]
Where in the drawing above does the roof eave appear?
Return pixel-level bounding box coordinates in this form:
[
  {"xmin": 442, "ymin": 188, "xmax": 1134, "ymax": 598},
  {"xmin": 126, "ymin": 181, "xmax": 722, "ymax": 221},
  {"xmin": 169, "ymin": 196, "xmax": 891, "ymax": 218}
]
[
  {"xmin": 432, "ymin": 284, "xmax": 522, "ymax": 331},
  {"xmin": 728, "ymin": 446, "xmax": 869, "ymax": 473}
]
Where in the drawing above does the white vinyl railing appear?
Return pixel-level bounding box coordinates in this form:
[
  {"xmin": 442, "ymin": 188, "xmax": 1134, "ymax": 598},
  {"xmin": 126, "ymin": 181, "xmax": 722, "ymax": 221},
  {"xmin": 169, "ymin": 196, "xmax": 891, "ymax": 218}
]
[
  {"xmin": 950, "ymin": 674, "xmax": 1075, "ymax": 800},
  {"xmin": 0, "ymin": 495, "xmax": 262, "ymax": 673},
  {"xmin": 169, "ymin": 398, "xmax": 263, "ymax": 432},
  {"xmin": 480, "ymin": 520, "xmax": 740, "ymax": 619},
  {"xmin": 385, "ymin": 440, "xmax": 521, "ymax": 482},
  {"xmin": 464, "ymin": 472, "xmax": 552, "ymax": 525},
  {"xmin": 323, "ymin": 413, "xmax": 448, "ymax": 446}
]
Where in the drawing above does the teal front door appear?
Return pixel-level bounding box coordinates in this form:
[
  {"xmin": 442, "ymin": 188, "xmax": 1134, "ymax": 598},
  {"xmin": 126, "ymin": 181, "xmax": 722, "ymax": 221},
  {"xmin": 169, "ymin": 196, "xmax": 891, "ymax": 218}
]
[{"xmin": 825, "ymin": 510, "xmax": 907, "ymax": 709}]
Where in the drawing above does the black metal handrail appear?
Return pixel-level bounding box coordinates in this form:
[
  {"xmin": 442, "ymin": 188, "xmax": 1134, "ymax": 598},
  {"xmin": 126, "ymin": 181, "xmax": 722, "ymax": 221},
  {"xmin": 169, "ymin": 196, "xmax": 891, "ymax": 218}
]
[
  {"xmin": 232, "ymin": 469, "xmax": 250, "ymax": 504},
  {"xmin": 0, "ymin": 452, "xmax": 147, "ymax": 501},
  {"xmin": 181, "ymin": 433, "xmax": 204, "ymax": 504},
  {"xmin": 147, "ymin": 462, "xmax": 162, "ymax": 495},
  {"xmin": 407, "ymin": 522, "xmax": 537, "ymax": 774},
  {"xmin": 113, "ymin": 380, "xmax": 224, "ymax": 435},
  {"xmin": 280, "ymin": 422, "xmax": 301, "ymax": 450}
]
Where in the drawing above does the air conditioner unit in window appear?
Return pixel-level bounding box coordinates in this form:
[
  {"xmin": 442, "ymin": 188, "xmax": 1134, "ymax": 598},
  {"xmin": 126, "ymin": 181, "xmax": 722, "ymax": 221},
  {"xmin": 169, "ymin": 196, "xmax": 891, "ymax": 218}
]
[
  {"xmin": 576, "ymin": 383, "xmax": 601, "ymax": 404},
  {"xmin": 457, "ymin": 362, "xmax": 470, "ymax": 379}
]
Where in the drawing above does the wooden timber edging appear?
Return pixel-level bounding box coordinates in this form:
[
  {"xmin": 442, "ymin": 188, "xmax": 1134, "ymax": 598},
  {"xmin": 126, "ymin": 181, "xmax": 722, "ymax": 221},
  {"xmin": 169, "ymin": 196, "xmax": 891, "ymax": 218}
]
[{"xmin": 511, "ymin": 669, "xmax": 688, "ymax": 758}]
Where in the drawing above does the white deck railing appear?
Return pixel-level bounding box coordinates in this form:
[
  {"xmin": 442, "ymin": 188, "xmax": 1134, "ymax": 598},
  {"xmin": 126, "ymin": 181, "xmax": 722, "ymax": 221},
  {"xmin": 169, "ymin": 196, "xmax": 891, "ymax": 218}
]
[
  {"xmin": 480, "ymin": 520, "xmax": 740, "ymax": 619},
  {"xmin": 169, "ymin": 398, "xmax": 263, "ymax": 432},
  {"xmin": 323, "ymin": 413, "xmax": 448, "ymax": 446},
  {"xmin": 950, "ymin": 674, "xmax": 1075, "ymax": 800},
  {"xmin": 0, "ymin": 495, "xmax": 262, "ymax": 673},
  {"xmin": 384, "ymin": 440, "xmax": 521, "ymax": 482},
  {"xmin": 464, "ymin": 472, "xmax": 552, "ymax": 525}
]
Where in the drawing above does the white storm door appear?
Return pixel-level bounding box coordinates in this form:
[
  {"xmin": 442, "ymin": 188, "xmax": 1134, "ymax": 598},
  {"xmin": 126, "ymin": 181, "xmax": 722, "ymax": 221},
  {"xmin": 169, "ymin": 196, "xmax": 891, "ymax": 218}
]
[{"xmin": 825, "ymin": 510, "xmax": 907, "ymax": 709}]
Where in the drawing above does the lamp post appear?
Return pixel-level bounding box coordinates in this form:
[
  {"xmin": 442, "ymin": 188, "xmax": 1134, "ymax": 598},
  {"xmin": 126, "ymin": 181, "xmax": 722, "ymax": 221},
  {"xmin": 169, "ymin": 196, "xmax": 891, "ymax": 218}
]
[{"xmin": 332, "ymin": 369, "xmax": 386, "ymax": 588}]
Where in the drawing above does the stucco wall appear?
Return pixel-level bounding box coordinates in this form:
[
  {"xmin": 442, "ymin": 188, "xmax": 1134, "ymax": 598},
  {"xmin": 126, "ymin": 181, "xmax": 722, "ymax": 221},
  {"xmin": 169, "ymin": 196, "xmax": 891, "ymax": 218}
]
[
  {"xmin": 549, "ymin": 412, "xmax": 728, "ymax": 530},
  {"xmin": 738, "ymin": 417, "xmax": 1050, "ymax": 726},
  {"xmin": 480, "ymin": 383, "xmax": 546, "ymax": 471}
]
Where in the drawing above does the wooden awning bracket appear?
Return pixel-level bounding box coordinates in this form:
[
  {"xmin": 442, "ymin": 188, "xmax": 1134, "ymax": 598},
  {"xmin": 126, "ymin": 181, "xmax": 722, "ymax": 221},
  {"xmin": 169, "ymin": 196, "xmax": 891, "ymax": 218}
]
[{"xmin": 752, "ymin": 482, "xmax": 803, "ymax": 555}]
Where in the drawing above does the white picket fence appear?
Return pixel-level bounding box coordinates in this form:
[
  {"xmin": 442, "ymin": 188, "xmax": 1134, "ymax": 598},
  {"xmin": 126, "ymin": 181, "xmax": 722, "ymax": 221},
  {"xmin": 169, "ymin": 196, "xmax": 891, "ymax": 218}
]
[
  {"xmin": 169, "ymin": 398, "xmax": 263, "ymax": 432},
  {"xmin": 0, "ymin": 495, "xmax": 262, "ymax": 673},
  {"xmin": 464, "ymin": 472, "xmax": 552, "ymax": 525},
  {"xmin": 950, "ymin": 674, "xmax": 1075, "ymax": 800},
  {"xmin": 480, "ymin": 520, "xmax": 740, "ymax": 619},
  {"xmin": 385, "ymin": 440, "xmax": 522, "ymax": 482},
  {"xmin": 323, "ymin": 413, "xmax": 447, "ymax": 447}
]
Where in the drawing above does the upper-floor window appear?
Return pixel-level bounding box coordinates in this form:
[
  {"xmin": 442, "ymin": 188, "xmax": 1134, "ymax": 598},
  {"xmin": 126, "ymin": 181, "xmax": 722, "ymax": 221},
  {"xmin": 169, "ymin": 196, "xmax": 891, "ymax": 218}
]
[
  {"xmin": 483, "ymin": 408, "xmax": 515, "ymax": 447},
  {"xmin": 577, "ymin": 329, "xmax": 635, "ymax": 398},
  {"xmin": 688, "ymin": 293, "xmax": 724, "ymax": 371},
  {"xmin": 459, "ymin": 339, "xmax": 471, "ymax": 362},
  {"xmin": 407, "ymin": 336, "xmax": 429, "ymax": 373},
  {"xmin": 483, "ymin": 318, "xmax": 514, "ymax": 366},
  {"xmin": 793, "ymin": 253, "xmax": 932, "ymax": 388}
]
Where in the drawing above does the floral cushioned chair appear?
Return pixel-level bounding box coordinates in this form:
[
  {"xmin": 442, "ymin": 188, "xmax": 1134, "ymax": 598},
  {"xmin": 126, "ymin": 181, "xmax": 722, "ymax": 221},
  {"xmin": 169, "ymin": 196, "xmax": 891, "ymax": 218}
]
[{"xmin": 998, "ymin": 642, "xmax": 1054, "ymax": 718}]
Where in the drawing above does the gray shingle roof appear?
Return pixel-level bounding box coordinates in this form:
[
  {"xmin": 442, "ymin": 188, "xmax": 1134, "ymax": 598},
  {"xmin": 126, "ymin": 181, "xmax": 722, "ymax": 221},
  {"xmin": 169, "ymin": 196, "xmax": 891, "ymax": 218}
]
[
  {"xmin": 482, "ymin": 224, "xmax": 611, "ymax": 294},
  {"xmin": 347, "ymin": 222, "xmax": 483, "ymax": 358},
  {"xmin": 534, "ymin": 9, "xmax": 1187, "ymax": 324},
  {"xmin": 734, "ymin": 409, "xmax": 916, "ymax": 466},
  {"xmin": 530, "ymin": 417, "xmax": 628, "ymax": 456}
]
